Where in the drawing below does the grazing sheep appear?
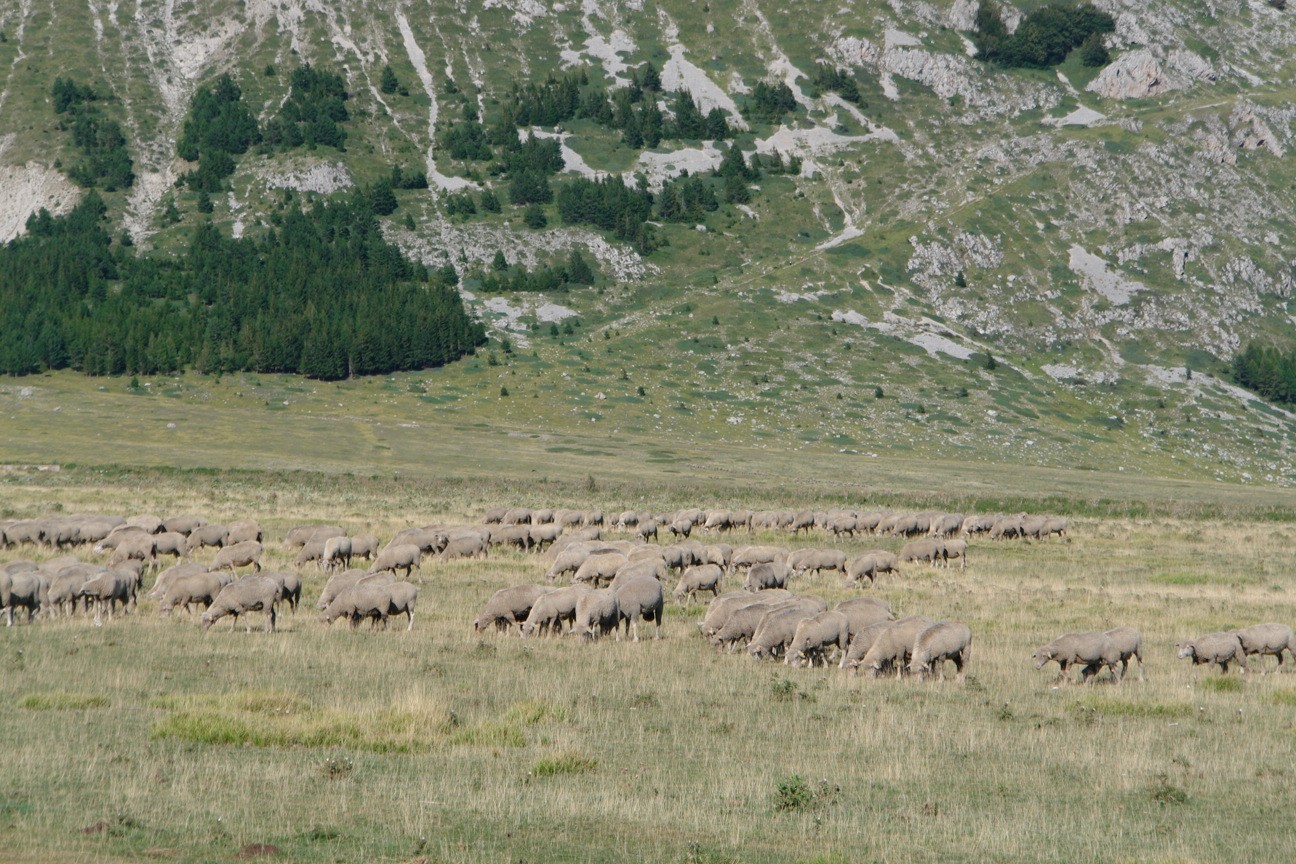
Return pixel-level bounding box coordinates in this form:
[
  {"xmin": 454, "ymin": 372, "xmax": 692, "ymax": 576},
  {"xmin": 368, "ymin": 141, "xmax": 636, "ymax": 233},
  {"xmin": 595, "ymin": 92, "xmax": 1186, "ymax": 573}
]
[
  {"xmin": 227, "ymin": 519, "xmax": 263, "ymax": 545},
  {"xmin": 845, "ymin": 551, "xmax": 899, "ymax": 586},
  {"xmin": 615, "ymin": 576, "xmax": 664, "ymax": 642},
  {"xmin": 531, "ymin": 509, "xmax": 555, "ymax": 525},
  {"xmin": 159, "ymin": 572, "xmax": 228, "ymax": 618},
  {"xmin": 833, "ymin": 597, "xmax": 895, "ymax": 635},
  {"xmin": 710, "ymin": 597, "xmax": 797, "ymax": 652},
  {"xmin": 528, "ymin": 524, "xmax": 563, "ymax": 550},
  {"xmin": 152, "ymin": 532, "xmax": 189, "ymax": 562},
  {"xmin": 320, "ymin": 584, "xmax": 392, "ymax": 629},
  {"xmin": 321, "ymin": 536, "xmax": 353, "ymax": 572},
  {"xmin": 1104, "ymin": 626, "xmax": 1145, "ymax": 681},
  {"xmin": 438, "ymin": 533, "xmax": 488, "ymax": 561},
  {"xmin": 667, "ymin": 519, "xmax": 693, "ymax": 539},
  {"xmin": 212, "ymin": 540, "xmax": 263, "ymax": 573},
  {"xmin": 482, "ymin": 507, "xmax": 507, "ymax": 524},
  {"xmin": 262, "ymin": 571, "xmax": 303, "ymax": 613},
  {"xmin": 790, "ymin": 511, "xmax": 816, "ymax": 535},
  {"xmin": 700, "ymin": 590, "xmax": 790, "ymax": 639},
  {"xmin": 502, "ymin": 508, "xmax": 532, "ymax": 526},
  {"xmin": 79, "ymin": 570, "xmax": 139, "ymax": 625},
  {"xmin": 521, "ymin": 586, "xmax": 592, "ymax": 637},
  {"xmin": 840, "ymin": 620, "xmax": 896, "ymax": 673},
  {"xmin": 698, "ymin": 544, "xmax": 733, "ymax": 568},
  {"xmin": 937, "ymin": 539, "xmax": 968, "ymax": 570},
  {"xmin": 929, "ymin": 514, "xmax": 965, "ymax": 538},
  {"xmin": 785, "ymin": 611, "xmax": 851, "ymax": 668},
  {"xmin": 201, "ymin": 576, "xmax": 281, "ymax": 633},
  {"xmin": 989, "ymin": 515, "xmax": 1025, "ymax": 540},
  {"xmin": 1232, "ymin": 623, "xmax": 1296, "ymax": 671},
  {"xmin": 858, "ymin": 616, "xmax": 935, "ymax": 679},
  {"xmin": 382, "ymin": 582, "xmax": 419, "ymax": 631},
  {"xmin": 744, "ymin": 561, "xmax": 791, "ymax": 592},
  {"xmin": 545, "ymin": 547, "xmax": 593, "ymax": 582},
  {"xmin": 369, "ymin": 543, "xmax": 422, "ymax": 577},
  {"xmin": 1042, "ymin": 517, "xmax": 1069, "ymax": 538},
  {"xmin": 149, "ymin": 562, "xmax": 213, "ymax": 600},
  {"xmin": 186, "ymin": 524, "xmax": 229, "ymax": 553},
  {"xmin": 899, "ymin": 538, "xmax": 941, "ymax": 565},
  {"xmin": 305, "ymin": 524, "xmax": 345, "ymax": 546},
  {"xmin": 961, "ymin": 515, "xmax": 996, "ymax": 536},
  {"xmin": 473, "ymin": 585, "xmax": 555, "ymax": 633},
  {"xmin": 636, "ymin": 520, "xmax": 659, "ymax": 542},
  {"xmin": 317, "ymin": 569, "xmax": 369, "ymax": 610},
  {"xmin": 748, "ymin": 604, "xmax": 819, "ymax": 660},
  {"xmin": 349, "ymin": 535, "xmax": 380, "ymax": 562},
  {"xmin": 730, "ymin": 545, "xmax": 784, "ymax": 572},
  {"xmin": 2, "ymin": 571, "xmax": 44, "ymax": 625},
  {"xmin": 1035, "ymin": 632, "xmax": 1124, "ymax": 683},
  {"xmin": 572, "ymin": 588, "xmax": 620, "ymax": 640},
  {"xmin": 162, "ymin": 515, "xmax": 207, "ymax": 536},
  {"xmin": 574, "ymin": 552, "xmax": 628, "ymax": 587},
  {"xmin": 126, "ymin": 514, "xmax": 163, "ymax": 534},
  {"xmin": 909, "ymin": 621, "xmax": 973, "ymax": 682},
  {"xmin": 674, "ymin": 564, "xmax": 724, "ymax": 604},
  {"xmin": 610, "ymin": 560, "xmax": 667, "ymax": 591},
  {"xmin": 788, "ymin": 549, "xmax": 848, "ymax": 578},
  {"xmin": 109, "ymin": 534, "xmax": 156, "ymax": 568},
  {"xmin": 1177, "ymin": 632, "xmax": 1249, "ymax": 674},
  {"xmin": 282, "ymin": 524, "xmax": 325, "ymax": 549},
  {"xmin": 41, "ymin": 565, "xmax": 98, "ymax": 618}
]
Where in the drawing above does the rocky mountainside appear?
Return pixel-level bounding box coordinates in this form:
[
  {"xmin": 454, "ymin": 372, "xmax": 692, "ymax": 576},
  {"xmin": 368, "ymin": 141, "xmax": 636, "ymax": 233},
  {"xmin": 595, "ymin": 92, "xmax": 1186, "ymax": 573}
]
[{"xmin": 1, "ymin": 0, "xmax": 1295, "ymax": 483}]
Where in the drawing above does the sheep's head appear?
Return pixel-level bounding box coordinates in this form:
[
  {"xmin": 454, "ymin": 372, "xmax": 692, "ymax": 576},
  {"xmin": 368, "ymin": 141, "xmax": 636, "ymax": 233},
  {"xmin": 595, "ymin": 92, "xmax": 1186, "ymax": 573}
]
[
  {"xmin": 1033, "ymin": 648, "xmax": 1053, "ymax": 670},
  {"xmin": 1176, "ymin": 642, "xmax": 1195, "ymax": 660},
  {"xmin": 199, "ymin": 613, "xmax": 214, "ymax": 632}
]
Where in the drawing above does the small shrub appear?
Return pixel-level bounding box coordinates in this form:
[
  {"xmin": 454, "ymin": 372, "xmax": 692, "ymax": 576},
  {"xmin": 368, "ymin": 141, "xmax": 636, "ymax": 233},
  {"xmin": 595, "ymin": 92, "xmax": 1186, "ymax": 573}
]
[
  {"xmin": 1149, "ymin": 773, "xmax": 1189, "ymax": 806},
  {"xmin": 319, "ymin": 754, "xmax": 354, "ymax": 779},
  {"xmin": 874, "ymin": 386, "xmax": 884, "ymax": 399},
  {"xmin": 499, "ymin": 385, "xmax": 509, "ymax": 397},
  {"xmin": 773, "ymin": 776, "xmax": 839, "ymax": 812}
]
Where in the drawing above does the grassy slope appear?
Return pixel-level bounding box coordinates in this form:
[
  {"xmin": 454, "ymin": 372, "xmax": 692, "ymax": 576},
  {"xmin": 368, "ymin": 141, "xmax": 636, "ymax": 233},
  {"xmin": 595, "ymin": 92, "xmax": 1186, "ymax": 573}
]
[{"xmin": 2, "ymin": 466, "xmax": 1296, "ymax": 862}]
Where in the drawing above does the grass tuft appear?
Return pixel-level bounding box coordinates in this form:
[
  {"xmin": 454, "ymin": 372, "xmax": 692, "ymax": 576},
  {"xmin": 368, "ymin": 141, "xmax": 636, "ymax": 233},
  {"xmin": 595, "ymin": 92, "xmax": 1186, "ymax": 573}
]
[
  {"xmin": 531, "ymin": 751, "xmax": 599, "ymax": 777},
  {"xmin": 1200, "ymin": 676, "xmax": 1244, "ymax": 693},
  {"xmin": 19, "ymin": 692, "xmax": 110, "ymax": 710},
  {"xmin": 1075, "ymin": 697, "xmax": 1195, "ymax": 718}
]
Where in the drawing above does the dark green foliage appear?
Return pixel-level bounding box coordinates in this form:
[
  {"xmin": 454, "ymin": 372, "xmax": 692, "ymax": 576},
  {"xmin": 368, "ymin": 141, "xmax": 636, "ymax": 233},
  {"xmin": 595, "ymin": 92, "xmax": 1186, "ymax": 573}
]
[
  {"xmin": 445, "ymin": 191, "xmax": 478, "ymax": 218},
  {"xmin": 555, "ymin": 176, "xmax": 655, "ymax": 249},
  {"xmin": 369, "ymin": 179, "xmax": 398, "ymax": 216},
  {"xmin": 477, "ymin": 252, "xmax": 595, "ymax": 293},
  {"xmin": 639, "ymin": 61, "xmax": 662, "ymax": 92},
  {"xmin": 443, "ymin": 111, "xmax": 492, "ymax": 161},
  {"xmin": 809, "ymin": 65, "xmax": 862, "ymax": 104},
  {"xmin": 502, "ymin": 133, "xmax": 564, "ymax": 175},
  {"xmin": 1079, "ymin": 32, "xmax": 1110, "ymax": 67},
  {"xmin": 716, "ymin": 143, "xmax": 757, "ymax": 180},
  {"xmin": 390, "ymin": 165, "xmax": 429, "ymax": 190},
  {"xmin": 751, "ymin": 150, "xmax": 802, "ymax": 176},
  {"xmin": 1233, "ymin": 342, "xmax": 1296, "ymax": 405},
  {"xmin": 744, "ymin": 80, "xmax": 798, "ymax": 121},
  {"xmin": 177, "ymin": 75, "xmax": 259, "ymax": 195},
  {"xmin": 504, "ymin": 71, "xmax": 586, "ymax": 127},
  {"xmin": 523, "ymin": 203, "xmax": 547, "ymax": 228},
  {"xmin": 196, "ymin": 190, "xmax": 214, "ymax": 214},
  {"xmin": 972, "ymin": 2, "xmax": 1115, "ymax": 69},
  {"xmin": 480, "ymin": 188, "xmax": 502, "ymax": 213},
  {"xmin": 565, "ymin": 248, "xmax": 594, "ymax": 285},
  {"xmin": 657, "ymin": 175, "xmax": 719, "ymax": 222},
  {"xmin": 380, "ymin": 65, "xmax": 399, "ymax": 95},
  {"xmin": 51, "ymin": 78, "xmax": 134, "ymax": 191},
  {"xmin": 0, "ymin": 192, "xmax": 483, "ymax": 377},
  {"xmin": 492, "ymin": 250, "xmax": 509, "ymax": 271},
  {"xmin": 509, "ymin": 170, "xmax": 553, "ymax": 205},
  {"xmin": 262, "ymin": 64, "xmax": 349, "ymax": 151}
]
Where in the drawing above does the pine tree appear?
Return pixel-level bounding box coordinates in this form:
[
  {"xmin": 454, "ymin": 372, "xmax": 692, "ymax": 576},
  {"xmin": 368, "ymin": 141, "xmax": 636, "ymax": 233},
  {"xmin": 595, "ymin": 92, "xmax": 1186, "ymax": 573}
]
[
  {"xmin": 566, "ymin": 248, "xmax": 594, "ymax": 285},
  {"xmin": 380, "ymin": 65, "xmax": 399, "ymax": 94}
]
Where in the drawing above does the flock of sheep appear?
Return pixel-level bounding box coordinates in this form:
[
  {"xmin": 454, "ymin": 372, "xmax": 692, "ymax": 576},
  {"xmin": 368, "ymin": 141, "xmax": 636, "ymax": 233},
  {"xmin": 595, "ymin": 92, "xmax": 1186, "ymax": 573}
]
[{"xmin": 3, "ymin": 506, "xmax": 1294, "ymax": 684}]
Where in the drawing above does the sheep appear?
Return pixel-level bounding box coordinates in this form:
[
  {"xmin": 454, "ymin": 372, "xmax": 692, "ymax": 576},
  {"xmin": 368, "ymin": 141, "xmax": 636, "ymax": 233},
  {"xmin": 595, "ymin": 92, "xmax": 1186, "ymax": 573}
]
[
  {"xmin": 545, "ymin": 547, "xmax": 593, "ymax": 582},
  {"xmin": 282, "ymin": 524, "xmax": 327, "ymax": 549},
  {"xmin": 937, "ymin": 539, "xmax": 968, "ymax": 570},
  {"xmin": 787, "ymin": 549, "xmax": 848, "ymax": 578},
  {"xmin": 212, "ymin": 540, "xmax": 263, "ymax": 573},
  {"xmin": 528, "ymin": 523, "xmax": 563, "ymax": 550},
  {"xmin": 492, "ymin": 524, "xmax": 534, "ymax": 552},
  {"xmin": 710, "ymin": 597, "xmax": 798, "ymax": 652},
  {"xmin": 42, "ymin": 565, "xmax": 99, "ymax": 618},
  {"xmin": 320, "ymin": 584, "xmax": 392, "ymax": 629},
  {"xmin": 610, "ymin": 560, "xmax": 667, "ymax": 591},
  {"xmin": 201, "ymin": 576, "xmax": 281, "ymax": 633},
  {"xmin": 833, "ymin": 596, "xmax": 895, "ymax": 636},
  {"xmin": 929, "ymin": 513, "xmax": 965, "ymax": 538},
  {"xmin": 502, "ymin": 508, "xmax": 532, "ymax": 526},
  {"xmin": 1035, "ymin": 632, "xmax": 1124, "ymax": 683},
  {"xmin": 473, "ymin": 585, "xmax": 555, "ymax": 634},
  {"xmin": 785, "ymin": 611, "xmax": 851, "ymax": 668},
  {"xmin": 521, "ymin": 586, "xmax": 591, "ymax": 637},
  {"xmin": 961, "ymin": 515, "xmax": 996, "ymax": 536},
  {"xmin": 908, "ymin": 621, "xmax": 973, "ymax": 682},
  {"xmin": 1231, "ymin": 623, "xmax": 1296, "ymax": 672},
  {"xmin": 227, "ymin": 519, "xmax": 263, "ymax": 545},
  {"xmin": 152, "ymin": 532, "xmax": 189, "ymax": 562},
  {"xmin": 857, "ymin": 616, "xmax": 935, "ymax": 678},
  {"xmin": 698, "ymin": 544, "xmax": 732, "ymax": 568},
  {"xmin": 790, "ymin": 511, "xmax": 815, "ymax": 535},
  {"xmin": 572, "ymin": 588, "xmax": 620, "ymax": 640},
  {"xmin": 614, "ymin": 576, "xmax": 664, "ymax": 642},
  {"xmin": 845, "ymin": 551, "xmax": 899, "ymax": 586},
  {"xmin": 186, "ymin": 524, "xmax": 229, "ymax": 553},
  {"xmin": 438, "ymin": 533, "xmax": 488, "ymax": 561},
  {"xmin": 1042, "ymin": 517, "xmax": 1069, "ymax": 538},
  {"xmin": 1104, "ymin": 627, "xmax": 1145, "ymax": 681},
  {"xmin": 159, "ymin": 572, "xmax": 228, "ymax": 618},
  {"xmin": 149, "ymin": 562, "xmax": 212, "ymax": 600},
  {"xmin": 262, "ymin": 571, "xmax": 302, "ymax": 613},
  {"xmin": 899, "ymin": 538, "xmax": 941, "ymax": 565},
  {"xmin": 349, "ymin": 534, "xmax": 380, "ymax": 562},
  {"xmin": 729, "ymin": 545, "xmax": 784, "ymax": 572},
  {"xmin": 700, "ymin": 590, "xmax": 790, "ymax": 639},
  {"xmin": 79, "ymin": 569, "xmax": 139, "ymax": 625},
  {"xmin": 2, "ymin": 571, "xmax": 44, "ymax": 625},
  {"xmin": 840, "ymin": 620, "xmax": 897, "ymax": 673},
  {"xmin": 989, "ymin": 515, "xmax": 1025, "ymax": 540},
  {"xmin": 667, "ymin": 519, "xmax": 693, "ymax": 539},
  {"xmin": 744, "ymin": 561, "xmax": 791, "ymax": 592},
  {"xmin": 109, "ymin": 534, "xmax": 156, "ymax": 568},
  {"xmin": 162, "ymin": 515, "xmax": 207, "ymax": 536},
  {"xmin": 674, "ymin": 564, "xmax": 724, "ymax": 604},
  {"xmin": 126, "ymin": 514, "xmax": 163, "ymax": 534},
  {"xmin": 317, "ymin": 569, "xmax": 369, "ymax": 610},
  {"xmin": 574, "ymin": 552, "xmax": 628, "ymax": 587},
  {"xmin": 482, "ymin": 507, "xmax": 508, "ymax": 524},
  {"xmin": 748, "ymin": 604, "xmax": 820, "ymax": 660},
  {"xmin": 321, "ymin": 536, "xmax": 353, "ymax": 572},
  {"xmin": 369, "ymin": 543, "xmax": 422, "ymax": 577},
  {"xmin": 531, "ymin": 509, "xmax": 555, "ymax": 525},
  {"xmin": 636, "ymin": 519, "xmax": 659, "ymax": 542},
  {"xmin": 380, "ymin": 582, "xmax": 418, "ymax": 631},
  {"xmin": 1177, "ymin": 632, "xmax": 1249, "ymax": 674}
]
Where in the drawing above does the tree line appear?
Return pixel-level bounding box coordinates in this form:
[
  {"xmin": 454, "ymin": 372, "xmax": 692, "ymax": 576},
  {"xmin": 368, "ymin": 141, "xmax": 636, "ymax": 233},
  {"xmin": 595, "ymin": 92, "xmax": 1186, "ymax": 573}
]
[
  {"xmin": 0, "ymin": 192, "xmax": 484, "ymax": 379},
  {"xmin": 1232, "ymin": 342, "xmax": 1296, "ymax": 406},
  {"xmin": 973, "ymin": 2, "xmax": 1115, "ymax": 69}
]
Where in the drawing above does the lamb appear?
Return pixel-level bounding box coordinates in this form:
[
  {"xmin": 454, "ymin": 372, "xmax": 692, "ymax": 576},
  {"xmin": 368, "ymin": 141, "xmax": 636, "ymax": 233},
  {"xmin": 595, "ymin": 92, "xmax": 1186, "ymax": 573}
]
[
  {"xmin": 615, "ymin": 576, "xmax": 664, "ymax": 642},
  {"xmin": 572, "ymin": 588, "xmax": 620, "ymax": 640},
  {"xmin": 212, "ymin": 540, "xmax": 263, "ymax": 573},
  {"xmin": 369, "ymin": 543, "xmax": 422, "ymax": 577},
  {"xmin": 857, "ymin": 616, "xmax": 935, "ymax": 678},
  {"xmin": 785, "ymin": 611, "xmax": 851, "ymax": 667},
  {"xmin": 79, "ymin": 569, "xmax": 139, "ymax": 625},
  {"xmin": 262, "ymin": 571, "xmax": 302, "ymax": 613},
  {"xmin": 321, "ymin": 536, "xmax": 352, "ymax": 572},
  {"xmin": 1231, "ymin": 623, "xmax": 1296, "ymax": 672},
  {"xmin": 159, "ymin": 572, "xmax": 228, "ymax": 618},
  {"xmin": 744, "ymin": 561, "xmax": 791, "ymax": 592},
  {"xmin": 1034, "ymin": 632, "xmax": 1124, "ymax": 683},
  {"xmin": 674, "ymin": 564, "xmax": 724, "ymax": 603},
  {"xmin": 1177, "ymin": 632, "xmax": 1248, "ymax": 674},
  {"xmin": 1104, "ymin": 626, "xmax": 1145, "ymax": 681},
  {"xmin": 473, "ymin": 585, "xmax": 555, "ymax": 633},
  {"xmin": 908, "ymin": 621, "xmax": 973, "ymax": 681},
  {"xmin": 521, "ymin": 586, "xmax": 591, "ymax": 637},
  {"xmin": 201, "ymin": 576, "xmax": 281, "ymax": 633},
  {"xmin": 845, "ymin": 551, "xmax": 899, "ymax": 586}
]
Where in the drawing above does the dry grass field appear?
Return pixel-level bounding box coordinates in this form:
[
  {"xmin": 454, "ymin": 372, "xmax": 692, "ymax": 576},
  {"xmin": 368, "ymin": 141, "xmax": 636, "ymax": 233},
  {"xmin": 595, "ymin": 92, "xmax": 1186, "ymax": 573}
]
[{"xmin": 3, "ymin": 465, "xmax": 1296, "ymax": 864}]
